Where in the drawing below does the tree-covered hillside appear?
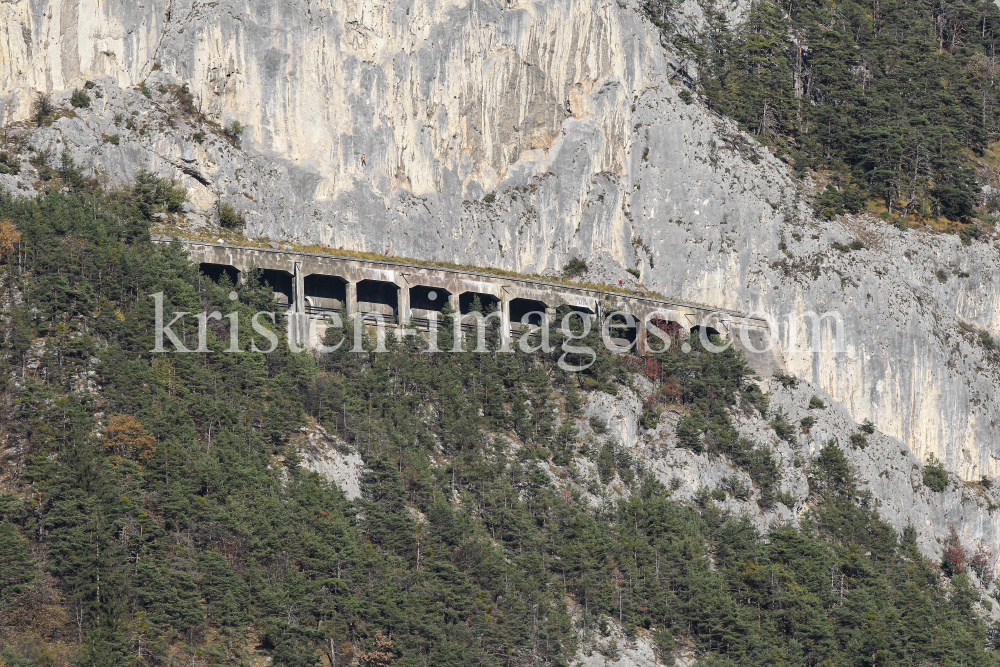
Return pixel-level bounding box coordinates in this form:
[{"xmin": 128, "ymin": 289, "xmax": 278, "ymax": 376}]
[
  {"xmin": 647, "ymin": 0, "xmax": 1000, "ymax": 234},
  {"xmin": 0, "ymin": 175, "xmax": 998, "ymax": 666}
]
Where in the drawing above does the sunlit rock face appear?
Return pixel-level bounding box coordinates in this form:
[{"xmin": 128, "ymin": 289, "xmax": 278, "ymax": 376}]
[
  {"xmin": 3, "ymin": 0, "xmax": 1000, "ymax": 566},
  {"xmin": 1, "ymin": 0, "xmax": 784, "ymax": 274}
]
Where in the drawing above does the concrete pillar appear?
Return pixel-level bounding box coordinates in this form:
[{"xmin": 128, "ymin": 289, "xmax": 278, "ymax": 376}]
[
  {"xmin": 544, "ymin": 306, "xmax": 557, "ymax": 329},
  {"xmin": 396, "ymin": 281, "xmax": 410, "ymax": 326},
  {"xmin": 293, "ymin": 262, "xmax": 306, "ymax": 346},
  {"xmin": 636, "ymin": 312, "xmax": 648, "ymax": 354},
  {"xmin": 446, "ymin": 292, "xmax": 462, "ymax": 343},
  {"xmin": 345, "ymin": 281, "xmax": 358, "ymax": 318},
  {"xmin": 500, "ymin": 295, "xmax": 512, "ymax": 349},
  {"xmin": 293, "ymin": 263, "xmax": 305, "ymax": 312}
]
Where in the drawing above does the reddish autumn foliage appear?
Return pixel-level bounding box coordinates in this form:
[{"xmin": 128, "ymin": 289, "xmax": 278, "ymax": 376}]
[
  {"xmin": 941, "ymin": 526, "xmax": 967, "ymax": 576},
  {"xmin": 970, "ymin": 542, "xmax": 995, "ymax": 584}
]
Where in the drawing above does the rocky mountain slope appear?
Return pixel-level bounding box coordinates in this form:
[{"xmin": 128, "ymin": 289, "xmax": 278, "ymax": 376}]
[{"xmin": 2, "ymin": 0, "xmax": 1000, "ymax": 581}]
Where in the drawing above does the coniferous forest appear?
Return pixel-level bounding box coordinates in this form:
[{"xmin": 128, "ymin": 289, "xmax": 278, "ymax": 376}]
[
  {"xmin": 0, "ymin": 170, "xmax": 998, "ymax": 665},
  {"xmin": 646, "ymin": 0, "xmax": 1000, "ymax": 233}
]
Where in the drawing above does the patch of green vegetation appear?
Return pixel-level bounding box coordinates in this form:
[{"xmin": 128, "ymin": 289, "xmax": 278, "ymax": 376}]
[
  {"xmin": 769, "ymin": 406, "xmax": 797, "ymax": 445},
  {"xmin": 775, "ymin": 490, "xmax": 796, "ymax": 507},
  {"xmin": 588, "ymin": 415, "xmax": 608, "ymax": 434},
  {"xmin": 640, "ymin": 400, "xmax": 662, "ymax": 429},
  {"xmin": 32, "ymin": 94, "xmax": 52, "ymax": 126},
  {"xmin": 597, "ymin": 438, "xmax": 635, "ymax": 485},
  {"xmin": 654, "ymin": 0, "xmax": 1000, "ymax": 228},
  {"xmin": 130, "ymin": 170, "xmax": 187, "ymax": 219},
  {"xmin": 924, "ymin": 456, "xmax": 949, "ymax": 492},
  {"xmin": 979, "ymin": 330, "xmax": 999, "ymax": 353},
  {"xmin": 224, "ymin": 120, "xmax": 244, "ymax": 146},
  {"xmin": 563, "ymin": 256, "xmax": 588, "ymax": 279},
  {"xmin": 741, "ymin": 382, "xmax": 769, "ymax": 416},
  {"xmin": 773, "ymin": 371, "xmax": 798, "ymax": 389},
  {"xmin": 176, "ymin": 83, "xmax": 198, "ymax": 115},
  {"xmin": 814, "ymin": 182, "xmax": 864, "ymax": 218},
  {"xmin": 0, "ymin": 152, "xmax": 20, "ymax": 175},
  {"xmin": 70, "ymin": 88, "xmax": 91, "ymax": 109},
  {"xmin": 960, "ymin": 223, "xmax": 983, "ymax": 245},
  {"xmin": 218, "ymin": 201, "xmax": 246, "ymax": 229},
  {"xmin": 832, "ymin": 239, "xmax": 865, "ymax": 252}
]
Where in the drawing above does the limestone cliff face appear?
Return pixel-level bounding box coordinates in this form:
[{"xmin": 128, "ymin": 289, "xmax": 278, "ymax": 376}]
[
  {"xmin": 1, "ymin": 0, "xmax": 735, "ymax": 269},
  {"xmin": 3, "ymin": 0, "xmax": 1000, "ymax": 552}
]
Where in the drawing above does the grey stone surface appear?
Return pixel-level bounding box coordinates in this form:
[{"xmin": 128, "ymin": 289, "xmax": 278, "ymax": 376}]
[{"xmin": 292, "ymin": 422, "xmax": 363, "ymax": 500}]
